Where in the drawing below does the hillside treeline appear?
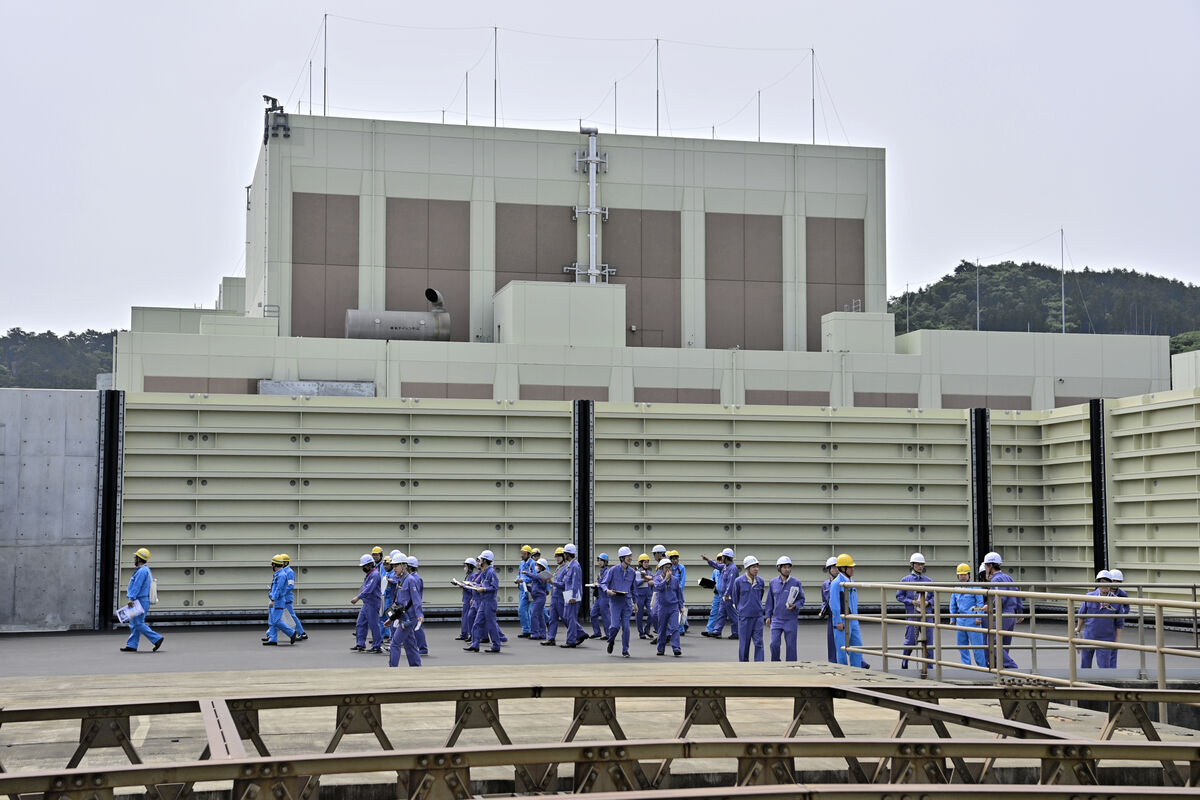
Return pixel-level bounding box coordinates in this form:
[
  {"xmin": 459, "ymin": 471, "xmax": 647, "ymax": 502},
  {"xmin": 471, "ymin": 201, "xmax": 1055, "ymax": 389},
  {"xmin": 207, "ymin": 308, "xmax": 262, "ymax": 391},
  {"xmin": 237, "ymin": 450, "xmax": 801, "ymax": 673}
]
[
  {"xmin": 887, "ymin": 261, "xmax": 1200, "ymax": 354},
  {"xmin": 0, "ymin": 329, "xmax": 115, "ymax": 389}
]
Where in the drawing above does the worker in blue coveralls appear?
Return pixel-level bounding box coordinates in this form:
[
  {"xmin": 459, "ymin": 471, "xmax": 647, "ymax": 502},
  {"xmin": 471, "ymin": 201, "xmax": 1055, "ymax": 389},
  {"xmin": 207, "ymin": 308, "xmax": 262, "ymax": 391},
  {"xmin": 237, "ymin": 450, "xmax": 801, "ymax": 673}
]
[
  {"xmin": 277, "ymin": 554, "xmax": 306, "ymax": 641},
  {"xmin": 829, "ymin": 553, "xmax": 868, "ymax": 669},
  {"xmin": 702, "ymin": 562, "xmax": 722, "ymax": 635},
  {"xmin": 457, "ymin": 557, "xmax": 478, "ymax": 640},
  {"xmin": 121, "ymin": 547, "xmax": 164, "ymax": 652},
  {"xmin": 591, "ymin": 553, "xmax": 612, "ymax": 638},
  {"xmin": 465, "ymin": 550, "xmax": 503, "ymax": 653},
  {"xmin": 515, "ymin": 545, "xmax": 536, "ymax": 637},
  {"xmin": 980, "ymin": 551, "xmax": 1021, "ymax": 669},
  {"xmin": 647, "ymin": 545, "xmax": 667, "ymax": 634},
  {"xmin": 559, "ymin": 543, "xmax": 587, "ymax": 647},
  {"xmin": 349, "ymin": 553, "xmax": 383, "ymax": 653},
  {"xmin": 378, "ymin": 552, "xmax": 398, "ymax": 642},
  {"xmin": 386, "ymin": 561, "xmax": 422, "ymax": 668},
  {"xmin": 766, "ymin": 555, "xmax": 805, "ymax": 662},
  {"xmin": 1076, "ymin": 570, "xmax": 1123, "ymax": 668},
  {"xmin": 730, "ymin": 555, "xmax": 766, "ymax": 662},
  {"xmin": 949, "ymin": 562, "xmax": 986, "ymax": 666},
  {"xmin": 542, "ymin": 547, "xmax": 568, "ymax": 646},
  {"xmin": 668, "ymin": 550, "xmax": 689, "ymax": 634},
  {"xmin": 652, "ymin": 557, "xmax": 683, "ymax": 656},
  {"xmin": 699, "ymin": 548, "xmax": 738, "ymax": 639},
  {"xmin": 819, "ymin": 556, "xmax": 839, "ymax": 662},
  {"xmin": 603, "ymin": 546, "xmax": 637, "ymax": 657},
  {"xmin": 529, "ymin": 557, "xmax": 549, "ymax": 639},
  {"xmin": 898, "ymin": 552, "xmax": 933, "ymax": 669},
  {"xmin": 263, "ymin": 554, "xmax": 298, "ymax": 645},
  {"xmin": 634, "ymin": 553, "xmax": 654, "ymax": 639},
  {"xmin": 1108, "ymin": 568, "xmax": 1131, "ymax": 616},
  {"xmin": 404, "ymin": 555, "xmax": 428, "ymax": 654}
]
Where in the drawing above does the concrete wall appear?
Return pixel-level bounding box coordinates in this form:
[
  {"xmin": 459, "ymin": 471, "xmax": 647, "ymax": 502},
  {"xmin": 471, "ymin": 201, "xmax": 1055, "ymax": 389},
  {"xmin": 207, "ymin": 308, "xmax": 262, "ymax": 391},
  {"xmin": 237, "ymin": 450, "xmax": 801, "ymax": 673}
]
[{"xmin": 0, "ymin": 389, "xmax": 100, "ymax": 631}]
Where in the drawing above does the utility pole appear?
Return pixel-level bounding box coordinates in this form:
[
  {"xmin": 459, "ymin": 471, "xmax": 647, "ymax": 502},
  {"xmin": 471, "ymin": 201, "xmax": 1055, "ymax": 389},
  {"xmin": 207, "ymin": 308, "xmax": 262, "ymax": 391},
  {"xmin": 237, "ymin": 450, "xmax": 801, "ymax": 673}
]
[
  {"xmin": 976, "ymin": 260, "xmax": 981, "ymax": 331},
  {"xmin": 655, "ymin": 38, "xmax": 660, "ymax": 136},
  {"xmin": 493, "ymin": 27, "xmax": 498, "ymax": 127},
  {"xmin": 1060, "ymin": 228, "xmax": 1066, "ymax": 333}
]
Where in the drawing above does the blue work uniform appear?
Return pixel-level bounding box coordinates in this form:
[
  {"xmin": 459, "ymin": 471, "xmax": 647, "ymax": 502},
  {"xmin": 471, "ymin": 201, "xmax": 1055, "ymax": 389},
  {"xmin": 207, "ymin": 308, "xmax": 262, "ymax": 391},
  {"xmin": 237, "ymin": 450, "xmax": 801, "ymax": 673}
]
[
  {"xmin": 529, "ymin": 568, "xmax": 548, "ymax": 639},
  {"xmin": 634, "ymin": 566, "xmax": 654, "ymax": 637},
  {"xmin": 950, "ymin": 587, "xmax": 986, "ymax": 666},
  {"xmin": 561, "ymin": 558, "xmax": 585, "ymax": 644},
  {"xmin": 1079, "ymin": 589, "xmax": 1123, "ymax": 668},
  {"xmin": 730, "ymin": 572, "xmax": 766, "ymax": 662},
  {"xmin": 125, "ymin": 564, "xmax": 163, "ymax": 650},
  {"xmin": 591, "ymin": 564, "xmax": 612, "ymax": 637},
  {"xmin": 671, "ymin": 562, "xmax": 689, "ymax": 631},
  {"xmin": 267, "ymin": 567, "xmax": 296, "ymax": 642},
  {"xmin": 546, "ymin": 562, "xmax": 568, "ymax": 642},
  {"xmin": 517, "ymin": 556, "xmax": 536, "ymax": 634},
  {"xmin": 766, "ymin": 575, "xmax": 805, "ymax": 661},
  {"xmin": 602, "ymin": 561, "xmax": 637, "ymax": 655},
  {"xmin": 461, "ymin": 568, "xmax": 478, "ymax": 638},
  {"xmin": 387, "ymin": 576, "xmax": 422, "ymax": 667},
  {"xmin": 354, "ymin": 566, "xmax": 383, "ymax": 649},
  {"xmin": 704, "ymin": 566, "xmax": 723, "ymax": 634},
  {"xmin": 469, "ymin": 564, "xmax": 503, "ymax": 651},
  {"xmin": 280, "ymin": 565, "xmax": 304, "ymax": 637},
  {"xmin": 987, "ymin": 570, "xmax": 1021, "ymax": 669},
  {"xmin": 821, "ymin": 576, "xmax": 836, "ymax": 662},
  {"xmin": 379, "ymin": 566, "xmax": 396, "ymax": 640},
  {"xmin": 652, "ymin": 571, "xmax": 682, "ymax": 654},
  {"xmin": 829, "ymin": 572, "xmax": 865, "ymax": 668},
  {"xmin": 897, "ymin": 571, "xmax": 933, "ymax": 667},
  {"xmin": 407, "ymin": 570, "xmax": 428, "ymax": 653}
]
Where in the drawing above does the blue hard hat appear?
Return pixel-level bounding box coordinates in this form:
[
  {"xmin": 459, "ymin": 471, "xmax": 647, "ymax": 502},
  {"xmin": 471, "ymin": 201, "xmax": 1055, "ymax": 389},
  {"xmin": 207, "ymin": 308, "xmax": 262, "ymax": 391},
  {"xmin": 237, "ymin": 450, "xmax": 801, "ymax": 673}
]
[{"xmin": 598, "ymin": 552, "xmax": 610, "ymax": 562}]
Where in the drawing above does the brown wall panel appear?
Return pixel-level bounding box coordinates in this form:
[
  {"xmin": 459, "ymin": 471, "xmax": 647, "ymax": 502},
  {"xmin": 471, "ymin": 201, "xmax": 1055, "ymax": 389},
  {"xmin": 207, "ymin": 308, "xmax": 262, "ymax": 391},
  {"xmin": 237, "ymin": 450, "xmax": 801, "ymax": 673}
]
[
  {"xmin": 989, "ymin": 395, "xmax": 1032, "ymax": 410},
  {"xmin": 404, "ymin": 382, "xmax": 489, "ymax": 399},
  {"xmin": 292, "ymin": 193, "xmax": 326, "ymax": 264},
  {"xmin": 885, "ymin": 393, "xmax": 919, "ymax": 409},
  {"xmin": 941, "ymin": 395, "xmax": 987, "ymax": 409},
  {"xmin": 603, "ymin": 209, "xmax": 642, "ymax": 277},
  {"xmin": 519, "ymin": 385, "xmax": 609, "ymax": 401},
  {"xmin": 705, "ymin": 213, "xmax": 744, "ymax": 280},
  {"xmin": 805, "ymin": 217, "xmax": 836, "ymax": 284},
  {"xmin": 835, "ymin": 283, "xmax": 866, "ymax": 313},
  {"xmin": 1055, "ymin": 396, "xmax": 1092, "ymax": 407},
  {"xmin": 706, "ymin": 213, "xmax": 782, "ymax": 351},
  {"xmin": 744, "ymin": 280, "xmax": 784, "ymax": 351},
  {"xmin": 705, "ymin": 279, "xmax": 745, "ymax": 350},
  {"xmin": 495, "ymin": 204, "xmax": 536, "ymax": 271},
  {"xmin": 642, "ymin": 277, "xmax": 681, "ymax": 348},
  {"xmin": 634, "ymin": 387, "xmax": 679, "ymax": 403},
  {"xmin": 143, "ymin": 376, "xmax": 209, "ymax": 393},
  {"xmin": 535, "ymin": 205, "xmax": 577, "ymax": 280},
  {"xmin": 745, "ymin": 215, "xmax": 783, "ymax": 283},
  {"xmin": 834, "ymin": 218, "xmax": 866, "ymax": 284},
  {"xmin": 428, "ymin": 199, "xmax": 470, "ymax": 270},
  {"xmin": 324, "ymin": 264, "xmax": 360, "ymax": 338},
  {"xmin": 385, "ymin": 267, "xmax": 428, "ymax": 312},
  {"xmin": 520, "ymin": 384, "xmax": 563, "ymax": 401},
  {"xmin": 604, "ymin": 209, "xmax": 682, "ymax": 348},
  {"xmin": 853, "ymin": 392, "xmax": 887, "ymax": 408},
  {"xmin": 208, "ymin": 378, "xmax": 257, "ymax": 395},
  {"xmin": 745, "ymin": 389, "xmax": 788, "ymax": 405},
  {"xmin": 790, "ymin": 390, "xmax": 831, "ymax": 406},
  {"xmin": 677, "ymin": 388, "xmax": 720, "ymax": 404},
  {"xmin": 805, "ymin": 216, "xmax": 864, "ymax": 351},
  {"xmin": 325, "ymin": 194, "xmax": 360, "ymax": 267},
  {"xmin": 642, "ymin": 210, "xmax": 681, "ymax": 279},
  {"xmin": 291, "ymin": 262, "xmax": 326, "ymax": 338},
  {"xmin": 385, "ymin": 198, "xmax": 429, "ymax": 269},
  {"xmin": 805, "ymin": 282, "xmax": 836, "ymax": 352}
]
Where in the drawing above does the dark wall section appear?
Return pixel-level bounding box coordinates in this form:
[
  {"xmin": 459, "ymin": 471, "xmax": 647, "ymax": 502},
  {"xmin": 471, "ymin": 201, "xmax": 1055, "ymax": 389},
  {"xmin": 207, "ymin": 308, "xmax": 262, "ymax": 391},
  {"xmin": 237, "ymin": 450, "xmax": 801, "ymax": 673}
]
[
  {"xmin": 806, "ymin": 217, "xmax": 864, "ymax": 351},
  {"xmin": 291, "ymin": 193, "xmax": 360, "ymax": 338},
  {"xmin": 604, "ymin": 209, "xmax": 682, "ymax": 347},
  {"xmin": 495, "ymin": 203, "xmax": 577, "ymax": 290},
  {"xmin": 386, "ymin": 198, "xmax": 471, "ymax": 342},
  {"xmin": 705, "ymin": 213, "xmax": 783, "ymax": 350}
]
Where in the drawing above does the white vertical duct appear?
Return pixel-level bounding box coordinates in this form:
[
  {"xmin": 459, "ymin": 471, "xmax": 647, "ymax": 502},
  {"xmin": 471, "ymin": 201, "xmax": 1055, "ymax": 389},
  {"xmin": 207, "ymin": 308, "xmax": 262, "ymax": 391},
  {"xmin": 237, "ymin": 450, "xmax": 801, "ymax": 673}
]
[{"xmin": 566, "ymin": 127, "xmax": 611, "ymax": 283}]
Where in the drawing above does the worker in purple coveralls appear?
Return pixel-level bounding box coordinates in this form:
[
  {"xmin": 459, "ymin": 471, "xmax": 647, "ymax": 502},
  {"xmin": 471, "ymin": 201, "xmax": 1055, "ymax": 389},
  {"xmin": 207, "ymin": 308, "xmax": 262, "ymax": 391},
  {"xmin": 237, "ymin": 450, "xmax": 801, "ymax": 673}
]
[
  {"xmin": 634, "ymin": 553, "xmax": 654, "ymax": 639},
  {"xmin": 120, "ymin": 548, "xmax": 164, "ymax": 653},
  {"xmin": 387, "ymin": 560, "xmax": 422, "ymax": 667},
  {"xmin": 898, "ymin": 552, "xmax": 933, "ymax": 669},
  {"xmin": 542, "ymin": 547, "xmax": 568, "ymax": 646},
  {"xmin": 528, "ymin": 558, "xmax": 549, "ymax": 640},
  {"xmin": 559, "ymin": 543, "xmax": 587, "ymax": 647},
  {"xmin": 652, "ymin": 558, "xmax": 683, "ymax": 656},
  {"xmin": 730, "ymin": 555, "xmax": 766, "ymax": 662},
  {"xmin": 403, "ymin": 555, "xmax": 428, "ymax": 654},
  {"xmin": 1076, "ymin": 570, "xmax": 1123, "ymax": 668},
  {"xmin": 602, "ymin": 546, "xmax": 637, "ymax": 657},
  {"xmin": 456, "ymin": 557, "xmax": 478, "ymax": 640},
  {"xmin": 699, "ymin": 548, "xmax": 739, "ymax": 639},
  {"xmin": 765, "ymin": 555, "xmax": 805, "ymax": 661},
  {"xmin": 349, "ymin": 553, "xmax": 383, "ymax": 653},
  {"xmin": 465, "ymin": 550, "xmax": 503, "ymax": 653},
  {"xmin": 819, "ymin": 556, "xmax": 838, "ymax": 662},
  {"xmin": 980, "ymin": 551, "xmax": 1021, "ymax": 669},
  {"xmin": 590, "ymin": 553, "xmax": 612, "ymax": 638}
]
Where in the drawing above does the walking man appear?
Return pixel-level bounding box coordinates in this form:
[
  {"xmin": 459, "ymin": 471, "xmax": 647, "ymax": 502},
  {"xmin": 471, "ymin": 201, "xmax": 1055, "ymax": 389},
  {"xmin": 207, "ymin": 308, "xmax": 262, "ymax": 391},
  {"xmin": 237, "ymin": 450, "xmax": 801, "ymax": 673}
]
[
  {"xmin": 950, "ymin": 562, "xmax": 986, "ymax": 666},
  {"xmin": 263, "ymin": 554, "xmax": 298, "ymax": 646},
  {"xmin": 980, "ymin": 551, "xmax": 1021, "ymax": 669},
  {"xmin": 603, "ymin": 546, "xmax": 637, "ymax": 657},
  {"xmin": 121, "ymin": 548, "xmax": 164, "ymax": 653},
  {"xmin": 350, "ymin": 554, "xmax": 383, "ymax": 653},
  {"xmin": 829, "ymin": 553, "xmax": 868, "ymax": 669}
]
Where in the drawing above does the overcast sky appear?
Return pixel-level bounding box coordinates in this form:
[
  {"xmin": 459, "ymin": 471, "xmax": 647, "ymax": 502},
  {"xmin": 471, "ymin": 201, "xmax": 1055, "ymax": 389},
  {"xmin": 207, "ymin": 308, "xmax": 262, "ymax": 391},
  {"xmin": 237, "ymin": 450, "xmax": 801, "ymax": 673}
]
[{"xmin": 2, "ymin": 1, "xmax": 1197, "ymax": 334}]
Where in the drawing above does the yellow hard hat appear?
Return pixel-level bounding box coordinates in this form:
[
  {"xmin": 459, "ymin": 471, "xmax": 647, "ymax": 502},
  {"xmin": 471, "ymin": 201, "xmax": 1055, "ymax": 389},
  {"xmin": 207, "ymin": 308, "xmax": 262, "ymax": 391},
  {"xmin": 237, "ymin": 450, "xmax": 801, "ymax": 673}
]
[
  {"xmin": 277, "ymin": 553, "xmax": 290, "ymax": 563},
  {"xmin": 134, "ymin": 548, "xmax": 151, "ymax": 562},
  {"xmin": 554, "ymin": 547, "xmax": 565, "ymax": 555},
  {"xmin": 271, "ymin": 554, "xmax": 286, "ymax": 566},
  {"xmin": 835, "ymin": 553, "xmax": 855, "ymax": 568},
  {"xmin": 531, "ymin": 548, "xmax": 541, "ymax": 555},
  {"xmin": 371, "ymin": 546, "xmax": 383, "ymax": 555},
  {"xmin": 956, "ymin": 563, "xmax": 971, "ymax": 575},
  {"xmin": 521, "ymin": 545, "xmax": 533, "ymax": 553},
  {"xmin": 667, "ymin": 549, "xmax": 680, "ymax": 558},
  {"xmin": 638, "ymin": 553, "xmax": 650, "ymax": 562}
]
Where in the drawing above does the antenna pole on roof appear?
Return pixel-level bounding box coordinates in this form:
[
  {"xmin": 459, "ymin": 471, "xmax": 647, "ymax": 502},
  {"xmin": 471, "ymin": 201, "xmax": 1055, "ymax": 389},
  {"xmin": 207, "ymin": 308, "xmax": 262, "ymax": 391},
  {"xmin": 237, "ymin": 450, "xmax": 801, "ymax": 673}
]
[
  {"xmin": 613, "ymin": 81, "xmax": 617, "ymax": 133},
  {"xmin": 493, "ymin": 26, "xmax": 498, "ymax": 127},
  {"xmin": 323, "ymin": 14, "xmax": 327, "ymax": 116},
  {"xmin": 655, "ymin": 38, "xmax": 660, "ymax": 136},
  {"xmin": 1060, "ymin": 228, "xmax": 1066, "ymax": 333},
  {"xmin": 466, "ymin": 71, "xmax": 469, "ymax": 125},
  {"xmin": 811, "ymin": 48, "xmax": 815, "ymax": 144},
  {"xmin": 757, "ymin": 90, "xmax": 761, "ymax": 142}
]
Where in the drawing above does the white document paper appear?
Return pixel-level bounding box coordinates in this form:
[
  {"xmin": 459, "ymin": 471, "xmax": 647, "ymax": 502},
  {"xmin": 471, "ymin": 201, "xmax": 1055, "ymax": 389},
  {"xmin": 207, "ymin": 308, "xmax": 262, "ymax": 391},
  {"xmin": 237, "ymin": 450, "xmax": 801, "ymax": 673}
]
[
  {"xmin": 116, "ymin": 599, "xmax": 145, "ymax": 624},
  {"xmin": 563, "ymin": 589, "xmax": 577, "ymax": 603},
  {"xmin": 787, "ymin": 586, "xmax": 800, "ymax": 607}
]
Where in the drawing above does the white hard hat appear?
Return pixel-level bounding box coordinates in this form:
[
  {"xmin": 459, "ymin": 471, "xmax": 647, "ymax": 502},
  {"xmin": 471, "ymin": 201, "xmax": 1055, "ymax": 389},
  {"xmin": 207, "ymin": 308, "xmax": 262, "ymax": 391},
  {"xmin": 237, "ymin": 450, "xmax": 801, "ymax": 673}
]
[
  {"xmin": 743, "ymin": 555, "xmax": 759, "ymax": 568},
  {"xmin": 983, "ymin": 551, "xmax": 1002, "ymax": 565},
  {"xmin": 407, "ymin": 555, "xmax": 419, "ymax": 568},
  {"xmin": 389, "ymin": 549, "xmax": 404, "ymax": 563},
  {"xmin": 564, "ymin": 543, "xmax": 578, "ymax": 555},
  {"xmin": 721, "ymin": 547, "xmax": 735, "ymax": 559},
  {"xmin": 617, "ymin": 546, "xmax": 633, "ymax": 558},
  {"xmin": 1109, "ymin": 568, "xmax": 1124, "ymax": 582},
  {"xmin": 479, "ymin": 549, "xmax": 495, "ymax": 562},
  {"xmin": 909, "ymin": 552, "xmax": 926, "ymax": 564},
  {"xmin": 652, "ymin": 544, "xmax": 667, "ymax": 554},
  {"xmin": 536, "ymin": 558, "xmax": 549, "ymax": 569},
  {"xmin": 463, "ymin": 557, "xmax": 477, "ymax": 567},
  {"xmin": 359, "ymin": 554, "xmax": 373, "ymax": 566},
  {"xmin": 1096, "ymin": 569, "xmax": 1112, "ymax": 581},
  {"xmin": 776, "ymin": 555, "xmax": 792, "ymax": 566},
  {"xmin": 658, "ymin": 558, "xmax": 672, "ymax": 568},
  {"xmin": 825, "ymin": 556, "xmax": 838, "ymax": 568}
]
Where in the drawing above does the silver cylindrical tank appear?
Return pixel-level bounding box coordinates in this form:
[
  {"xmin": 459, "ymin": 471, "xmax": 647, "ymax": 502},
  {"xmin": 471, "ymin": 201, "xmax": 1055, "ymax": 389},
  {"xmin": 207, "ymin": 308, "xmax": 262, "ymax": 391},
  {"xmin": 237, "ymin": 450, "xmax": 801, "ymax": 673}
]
[{"xmin": 345, "ymin": 288, "xmax": 451, "ymax": 341}]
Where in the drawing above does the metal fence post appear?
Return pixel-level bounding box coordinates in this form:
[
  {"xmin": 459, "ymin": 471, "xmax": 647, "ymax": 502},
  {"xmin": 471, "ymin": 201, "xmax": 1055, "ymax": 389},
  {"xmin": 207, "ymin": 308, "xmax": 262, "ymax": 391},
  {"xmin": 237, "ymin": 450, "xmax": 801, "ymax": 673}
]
[
  {"xmin": 1138, "ymin": 586, "xmax": 1147, "ymax": 680},
  {"xmin": 1029, "ymin": 589, "xmax": 1038, "ymax": 676},
  {"xmin": 880, "ymin": 586, "xmax": 888, "ymax": 672},
  {"xmin": 1155, "ymin": 603, "xmax": 1167, "ymax": 724},
  {"xmin": 933, "ymin": 588, "xmax": 943, "ymax": 682},
  {"xmin": 1066, "ymin": 599, "xmax": 1077, "ymax": 686}
]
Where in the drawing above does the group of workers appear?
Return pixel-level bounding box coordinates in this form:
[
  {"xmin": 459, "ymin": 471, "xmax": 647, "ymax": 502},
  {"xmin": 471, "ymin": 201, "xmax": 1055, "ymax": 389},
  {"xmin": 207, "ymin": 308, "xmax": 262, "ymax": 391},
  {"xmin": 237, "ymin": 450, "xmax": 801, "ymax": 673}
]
[{"xmin": 117, "ymin": 544, "xmax": 1135, "ymax": 671}]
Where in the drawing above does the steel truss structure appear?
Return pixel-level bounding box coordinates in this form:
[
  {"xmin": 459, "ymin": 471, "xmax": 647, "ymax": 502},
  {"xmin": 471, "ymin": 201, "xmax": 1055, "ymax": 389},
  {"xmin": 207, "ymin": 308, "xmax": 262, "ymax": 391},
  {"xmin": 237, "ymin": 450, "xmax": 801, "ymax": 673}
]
[{"xmin": 2, "ymin": 682, "xmax": 1198, "ymax": 799}]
